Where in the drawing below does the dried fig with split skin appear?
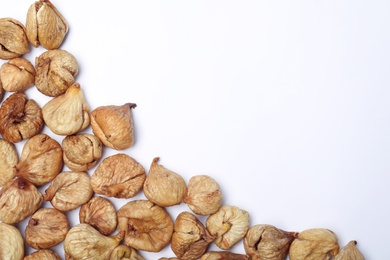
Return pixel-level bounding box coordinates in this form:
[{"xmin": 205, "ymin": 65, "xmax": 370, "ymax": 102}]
[
  {"xmin": 334, "ymin": 240, "xmax": 365, "ymax": 260},
  {"xmin": 244, "ymin": 224, "xmax": 298, "ymax": 260},
  {"xmin": 200, "ymin": 251, "xmax": 249, "ymax": 260},
  {"xmin": 24, "ymin": 249, "xmax": 61, "ymax": 260},
  {"xmin": 206, "ymin": 205, "xmax": 250, "ymax": 250},
  {"xmin": 289, "ymin": 228, "xmax": 340, "ymax": 260},
  {"xmin": 171, "ymin": 211, "xmax": 214, "ymax": 260},
  {"xmin": 183, "ymin": 174, "xmax": 222, "ymax": 215},
  {"xmin": 26, "ymin": 0, "xmax": 68, "ymax": 50},
  {"xmin": 15, "ymin": 134, "xmax": 63, "ymax": 186},
  {"xmin": 0, "ymin": 177, "xmax": 43, "ymax": 224},
  {"xmin": 0, "ymin": 57, "xmax": 35, "ymax": 92},
  {"xmin": 62, "ymin": 133, "xmax": 103, "ymax": 172},
  {"xmin": 42, "ymin": 82, "xmax": 90, "ymax": 135},
  {"xmin": 44, "ymin": 171, "xmax": 93, "ymax": 211},
  {"xmin": 117, "ymin": 200, "xmax": 174, "ymax": 252},
  {"xmin": 25, "ymin": 207, "xmax": 70, "ymax": 249},
  {"xmin": 35, "ymin": 49, "xmax": 78, "ymax": 97},
  {"xmin": 79, "ymin": 196, "xmax": 117, "ymax": 236},
  {"xmin": 90, "ymin": 153, "xmax": 146, "ymax": 199},
  {"xmin": 143, "ymin": 157, "xmax": 187, "ymax": 207},
  {"xmin": 91, "ymin": 103, "xmax": 136, "ymax": 150},
  {"xmin": 0, "ymin": 92, "xmax": 43, "ymax": 143},
  {"xmin": 0, "ymin": 18, "xmax": 29, "ymax": 60},
  {"xmin": 64, "ymin": 223, "xmax": 123, "ymax": 260},
  {"xmin": 109, "ymin": 244, "xmax": 145, "ymax": 260},
  {"xmin": 0, "ymin": 138, "xmax": 18, "ymax": 186},
  {"xmin": 0, "ymin": 222, "xmax": 24, "ymax": 260}
]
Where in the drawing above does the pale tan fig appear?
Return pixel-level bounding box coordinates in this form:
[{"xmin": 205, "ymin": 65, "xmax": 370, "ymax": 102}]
[
  {"xmin": 42, "ymin": 82, "xmax": 90, "ymax": 135},
  {"xmin": 24, "ymin": 249, "xmax": 61, "ymax": 260},
  {"xmin": 0, "ymin": 57, "xmax": 35, "ymax": 92},
  {"xmin": 25, "ymin": 207, "xmax": 70, "ymax": 249},
  {"xmin": 0, "ymin": 92, "xmax": 43, "ymax": 143},
  {"xmin": 90, "ymin": 153, "xmax": 146, "ymax": 199},
  {"xmin": 334, "ymin": 240, "xmax": 365, "ymax": 260},
  {"xmin": 44, "ymin": 171, "xmax": 93, "ymax": 211},
  {"xmin": 15, "ymin": 134, "xmax": 63, "ymax": 186},
  {"xmin": 62, "ymin": 133, "xmax": 103, "ymax": 171},
  {"xmin": 206, "ymin": 205, "xmax": 250, "ymax": 250},
  {"xmin": 26, "ymin": 0, "xmax": 68, "ymax": 50},
  {"xmin": 289, "ymin": 228, "xmax": 340, "ymax": 260},
  {"xmin": 117, "ymin": 200, "xmax": 174, "ymax": 252},
  {"xmin": 183, "ymin": 174, "xmax": 222, "ymax": 215},
  {"xmin": 143, "ymin": 157, "xmax": 187, "ymax": 207},
  {"xmin": 109, "ymin": 244, "xmax": 145, "ymax": 260},
  {"xmin": 91, "ymin": 103, "xmax": 136, "ymax": 150},
  {"xmin": 200, "ymin": 251, "xmax": 249, "ymax": 260},
  {"xmin": 244, "ymin": 224, "xmax": 298, "ymax": 260},
  {"xmin": 0, "ymin": 177, "xmax": 43, "ymax": 224},
  {"xmin": 64, "ymin": 223, "xmax": 123, "ymax": 260},
  {"xmin": 35, "ymin": 49, "xmax": 78, "ymax": 97},
  {"xmin": 171, "ymin": 211, "xmax": 214, "ymax": 260},
  {"xmin": 79, "ymin": 196, "xmax": 117, "ymax": 236},
  {"xmin": 0, "ymin": 222, "xmax": 24, "ymax": 260},
  {"xmin": 0, "ymin": 138, "xmax": 18, "ymax": 186},
  {"xmin": 0, "ymin": 18, "xmax": 29, "ymax": 60}
]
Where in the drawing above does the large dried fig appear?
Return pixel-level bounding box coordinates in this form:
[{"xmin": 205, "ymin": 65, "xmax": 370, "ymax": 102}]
[
  {"xmin": 334, "ymin": 240, "xmax": 365, "ymax": 260},
  {"xmin": 0, "ymin": 138, "xmax": 18, "ymax": 186},
  {"xmin": 0, "ymin": 57, "xmax": 35, "ymax": 92},
  {"xmin": 0, "ymin": 222, "xmax": 24, "ymax": 260},
  {"xmin": 90, "ymin": 153, "xmax": 146, "ymax": 199},
  {"xmin": 143, "ymin": 157, "xmax": 187, "ymax": 207},
  {"xmin": 117, "ymin": 200, "xmax": 174, "ymax": 252},
  {"xmin": 24, "ymin": 249, "xmax": 62, "ymax": 260},
  {"xmin": 0, "ymin": 92, "xmax": 43, "ymax": 143},
  {"xmin": 0, "ymin": 18, "xmax": 29, "ymax": 60}
]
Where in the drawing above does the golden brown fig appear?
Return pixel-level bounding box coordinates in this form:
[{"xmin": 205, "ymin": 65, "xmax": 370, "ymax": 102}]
[
  {"xmin": 0, "ymin": 177, "xmax": 43, "ymax": 224},
  {"xmin": 0, "ymin": 138, "xmax": 18, "ymax": 186},
  {"xmin": 90, "ymin": 103, "xmax": 136, "ymax": 150},
  {"xmin": 0, "ymin": 57, "xmax": 35, "ymax": 92},
  {"xmin": 117, "ymin": 200, "xmax": 174, "ymax": 252},
  {"xmin": 25, "ymin": 208, "xmax": 70, "ymax": 249},
  {"xmin": 244, "ymin": 224, "xmax": 298, "ymax": 260},
  {"xmin": 289, "ymin": 228, "xmax": 340, "ymax": 260},
  {"xmin": 334, "ymin": 240, "xmax": 365, "ymax": 260},
  {"xmin": 15, "ymin": 134, "xmax": 63, "ymax": 186},
  {"xmin": 143, "ymin": 157, "xmax": 187, "ymax": 207},
  {"xmin": 24, "ymin": 249, "xmax": 61, "ymax": 260},
  {"xmin": 0, "ymin": 222, "xmax": 24, "ymax": 260},
  {"xmin": 109, "ymin": 244, "xmax": 145, "ymax": 260},
  {"xmin": 200, "ymin": 251, "xmax": 249, "ymax": 260},
  {"xmin": 0, "ymin": 18, "xmax": 29, "ymax": 60}
]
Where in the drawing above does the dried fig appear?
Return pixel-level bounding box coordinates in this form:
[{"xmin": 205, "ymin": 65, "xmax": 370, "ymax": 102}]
[
  {"xmin": 24, "ymin": 249, "xmax": 62, "ymax": 260},
  {"xmin": 109, "ymin": 244, "xmax": 145, "ymax": 260},
  {"xmin": 44, "ymin": 171, "xmax": 93, "ymax": 211},
  {"xmin": 334, "ymin": 240, "xmax": 365, "ymax": 260},
  {"xmin": 117, "ymin": 200, "xmax": 174, "ymax": 252},
  {"xmin": 206, "ymin": 205, "xmax": 250, "ymax": 250},
  {"xmin": 0, "ymin": 18, "xmax": 29, "ymax": 60},
  {"xmin": 200, "ymin": 251, "xmax": 249, "ymax": 260},
  {"xmin": 90, "ymin": 153, "xmax": 146, "ymax": 199},
  {"xmin": 0, "ymin": 138, "xmax": 18, "ymax": 186},
  {"xmin": 0, "ymin": 222, "xmax": 24, "ymax": 260},
  {"xmin": 0, "ymin": 92, "xmax": 43, "ymax": 143},
  {"xmin": 0, "ymin": 57, "xmax": 35, "ymax": 92},
  {"xmin": 143, "ymin": 157, "xmax": 187, "ymax": 207},
  {"xmin": 25, "ymin": 207, "xmax": 70, "ymax": 249}
]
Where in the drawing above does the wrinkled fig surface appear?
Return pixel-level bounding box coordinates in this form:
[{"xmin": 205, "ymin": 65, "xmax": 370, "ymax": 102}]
[
  {"xmin": 24, "ymin": 249, "xmax": 62, "ymax": 260},
  {"xmin": 0, "ymin": 222, "xmax": 24, "ymax": 260},
  {"xmin": 0, "ymin": 57, "xmax": 36, "ymax": 92},
  {"xmin": 0, "ymin": 138, "xmax": 18, "ymax": 186},
  {"xmin": 200, "ymin": 251, "xmax": 250, "ymax": 260},
  {"xmin": 0, "ymin": 17, "xmax": 29, "ymax": 59},
  {"xmin": 109, "ymin": 244, "xmax": 145, "ymax": 260}
]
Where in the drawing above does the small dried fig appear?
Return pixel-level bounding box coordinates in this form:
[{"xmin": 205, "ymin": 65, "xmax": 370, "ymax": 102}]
[
  {"xmin": 44, "ymin": 171, "xmax": 93, "ymax": 211},
  {"xmin": 90, "ymin": 153, "xmax": 146, "ymax": 199},
  {"xmin": 25, "ymin": 207, "xmax": 70, "ymax": 249},
  {"xmin": 62, "ymin": 133, "xmax": 103, "ymax": 171},
  {"xmin": 26, "ymin": 0, "xmax": 68, "ymax": 50},
  {"xmin": 0, "ymin": 138, "xmax": 18, "ymax": 186},
  {"xmin": 0, "ymin": 18, "xmax": 29, "ymax": 60},
  {"xmin": 15, "ymin": 134, "xmax": 63, "ymax": 186},
  {"xmin": 24, "ymin": 249, "xmax": 61, "ymax": 260},
  {"xmin": 183, "ymin": 174, "xmax": 222, "ymax": 215},
  {"xmin": 143, "ymin": 157, "xmax": 187, "ymax": 207},
  {"xmin": 206, "ymin": 205, "xmax": 250, "ymax": 250},
  {"xmin": 109, "ymin": 244, "xmax": 145, "ymax": 260},
  {"xmin": 0, "ymin": 57, "xmax": 35, "ymax": 92},
  {"xmin": 244, "ymin": 224, "xmax": 298, "ymax": 260},
  {"xmin": 64, "ymin": 223, "xmax": 123, "ymax": 260},
  {"xmin": 171, "ymin": 211, "xmax": 214, "ymax": 260},
  {"xmin": 35, "ymin": 49, "xmax": 78, "ymax": 97},
  {"xmin": 289, "ymin": 228, "xmax": 340, "ymax": 260},
  {"xmin": 0, "ymin": 222, "xmax": 24, "ymax": 260},
  {"xmin": 91, "ymin": 103, "xmax": 136, "ymax": 150},
  {"xmin": 0, "ymin": 177, "xmax": 43, "ymax": 224},
  {"xmin": 200, "ymin": 251, "xmax": 249, "ymax": 260},
  {"xmin": 42, "ymin": 82, "xmax": 90, "ymax": 135},
  {"xmin": 117, "ymin": 200, "xmax": 174, "ymax": 252},
  {"xmin": 79, "ymin": 196, "xmax": 117, "ymax": 236},
  {"xmin": 0, "ymin": 92, "xmax": 43, "ymax": 143},
  {"xmin": 334, "ymin": 240, "xmax": 365, "ymax": 260}
]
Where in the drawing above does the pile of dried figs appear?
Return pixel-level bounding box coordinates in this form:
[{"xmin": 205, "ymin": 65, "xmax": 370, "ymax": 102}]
[{"xmin": 0, "ymin": 1, "xmax": 365, "ymax": 259}]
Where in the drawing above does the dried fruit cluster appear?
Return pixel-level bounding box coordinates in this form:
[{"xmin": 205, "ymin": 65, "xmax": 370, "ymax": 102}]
[{"xmin": 0, "ymin": 1, "xmax": 366, "ymax": 259}]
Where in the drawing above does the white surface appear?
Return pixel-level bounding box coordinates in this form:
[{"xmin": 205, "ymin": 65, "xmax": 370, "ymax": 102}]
[{"xmin": 1, "ymin": 1, "xmax": 390, "ymax": 259}]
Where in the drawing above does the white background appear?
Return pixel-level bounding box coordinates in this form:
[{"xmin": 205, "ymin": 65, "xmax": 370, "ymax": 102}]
[{"xmin": 1, "ymin": 1, "xmax": 390, "ymax": 259}]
